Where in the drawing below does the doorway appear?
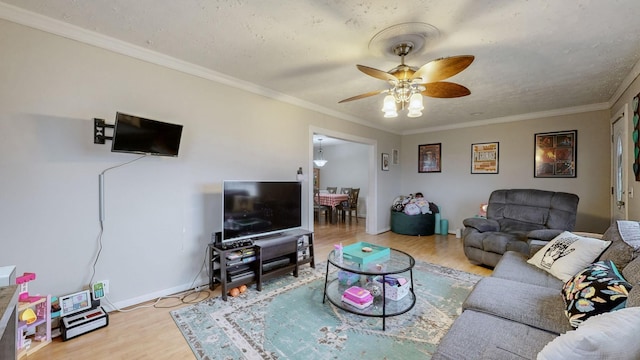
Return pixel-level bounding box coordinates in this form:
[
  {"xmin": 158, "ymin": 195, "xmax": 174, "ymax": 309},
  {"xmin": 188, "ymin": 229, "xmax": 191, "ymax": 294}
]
[
  {"xmin": 308, "ymin": 127, "xmax": 377, "ymax": 235},
  {"xmin": 611, "ymin": 104, "xmax": 629, "ymax": 221}
]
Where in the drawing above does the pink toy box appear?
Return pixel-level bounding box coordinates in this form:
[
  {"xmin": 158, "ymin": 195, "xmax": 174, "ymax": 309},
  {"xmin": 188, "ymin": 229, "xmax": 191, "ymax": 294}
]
[
  {"xmin": 341, "ymin": 286, "xmax": 374, "ymax": 309},
  {"xmin": 343, "ymin": 286, "xmax": 373, "ymax": 304}
]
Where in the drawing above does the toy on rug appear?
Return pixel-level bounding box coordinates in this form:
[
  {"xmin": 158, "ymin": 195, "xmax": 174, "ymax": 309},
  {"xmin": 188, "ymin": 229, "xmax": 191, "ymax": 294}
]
[
  {"xmin": 238, "ymin": 285, "xmax": 247, "ymax": 293},
  {"xmin": 229, "ymin": 288, "xmax": 240, "ymax": 297}
]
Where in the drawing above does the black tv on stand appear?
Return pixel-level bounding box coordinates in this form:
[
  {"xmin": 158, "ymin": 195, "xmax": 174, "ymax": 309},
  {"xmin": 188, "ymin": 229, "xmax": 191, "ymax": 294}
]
[{"xmin": 222, "ymin": 181, "xmax": 302, "ymax": 243}]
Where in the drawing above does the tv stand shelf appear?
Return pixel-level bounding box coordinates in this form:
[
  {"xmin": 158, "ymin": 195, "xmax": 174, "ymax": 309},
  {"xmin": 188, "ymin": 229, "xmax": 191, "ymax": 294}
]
[
  {"xmin": 209, "ymin": 229, "xmax": 314, "ymax": 301},
  {"xmin": 208, "ymin": 244, "xmax": 257, "ymax": 301}
]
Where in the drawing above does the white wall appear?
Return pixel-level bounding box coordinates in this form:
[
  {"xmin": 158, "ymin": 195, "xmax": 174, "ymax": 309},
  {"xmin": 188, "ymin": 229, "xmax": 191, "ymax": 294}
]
[
  {"xmin": 315, "ymin": 142, "xmax": 369, "ymax": 217},
  {"xmin": 400, "ymin": 110, "xmax": 611, "ymax": 234},
  {"xmin": 0, "ymin": 20, "xmax": 399, "ymax": 307}
]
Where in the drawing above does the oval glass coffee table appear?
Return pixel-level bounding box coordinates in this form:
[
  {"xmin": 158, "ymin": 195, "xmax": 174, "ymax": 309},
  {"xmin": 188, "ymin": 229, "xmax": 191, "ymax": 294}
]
[{"xmin": 322, "ymin": 247, "xmax": 416, "ymax": 330}]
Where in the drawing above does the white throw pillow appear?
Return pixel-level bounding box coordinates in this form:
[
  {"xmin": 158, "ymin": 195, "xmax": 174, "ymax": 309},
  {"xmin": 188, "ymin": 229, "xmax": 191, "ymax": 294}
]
[
  {"xmin": 527, "ymin": 231, "xmax": 610, "ymax": 282},
  {"xmin": 537, "ymin": 307, "xmax": 640, "ymax": 360}
]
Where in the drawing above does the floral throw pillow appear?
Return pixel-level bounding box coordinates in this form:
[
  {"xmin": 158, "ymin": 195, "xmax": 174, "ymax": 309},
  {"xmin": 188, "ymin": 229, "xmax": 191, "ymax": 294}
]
[{"xmin": 562, "ymin": 260, "xmax": 632, "ymax": 328}]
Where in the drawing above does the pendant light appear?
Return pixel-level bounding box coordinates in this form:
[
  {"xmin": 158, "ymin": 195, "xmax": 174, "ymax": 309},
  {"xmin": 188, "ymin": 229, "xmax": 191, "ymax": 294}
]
[{"xmin": 314, "ymin": 139, "xmax": 328, "ymax": 167}]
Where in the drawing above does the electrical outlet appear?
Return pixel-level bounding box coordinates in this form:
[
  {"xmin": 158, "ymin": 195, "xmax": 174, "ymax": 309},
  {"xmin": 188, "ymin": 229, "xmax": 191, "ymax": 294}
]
[{"xmin": 102, "ymin": 280, "xmax": 110, "ymax": 294}]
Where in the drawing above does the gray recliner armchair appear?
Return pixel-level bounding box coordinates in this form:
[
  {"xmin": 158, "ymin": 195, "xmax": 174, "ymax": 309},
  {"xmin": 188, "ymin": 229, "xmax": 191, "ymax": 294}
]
[{"xmin": 463, "ymin": 189, "xmax": 579, "ymax": 267}]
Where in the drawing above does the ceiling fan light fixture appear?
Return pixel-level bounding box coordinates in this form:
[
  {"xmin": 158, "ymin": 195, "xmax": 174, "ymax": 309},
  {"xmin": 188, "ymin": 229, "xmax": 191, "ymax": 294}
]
[
  {"xmin": 383, "ymin": 110, "xmax": 398, "ymax": 118},
  {"xmin": 341, "ymin": 28, "xmax": 473, "ymax": 120},
  {"xmin": 407, "ymin": 108, "xmax": 423, "ymax": 118},
  {"xmin": 381, "ymin": 94, "xmax": 398, "ymax": 117},
  {"xmin": 382, "ymin": 94, "xmax": 396, "ymax": 111},
  {"xmin": 408, "ymin": 92, "xmax": 424, "ymax": 111}
]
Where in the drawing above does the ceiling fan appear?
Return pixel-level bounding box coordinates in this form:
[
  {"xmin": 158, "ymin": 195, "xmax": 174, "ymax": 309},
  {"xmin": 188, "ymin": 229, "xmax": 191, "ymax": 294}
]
[{"xmin": 339, "ymin": 42, "xmax": 474, "ymax": 118}]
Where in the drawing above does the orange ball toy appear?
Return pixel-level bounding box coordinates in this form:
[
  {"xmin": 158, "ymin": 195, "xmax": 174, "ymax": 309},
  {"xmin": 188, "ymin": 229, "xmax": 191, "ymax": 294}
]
[
  {"xmin": 239, "ymin": 285, "xmax": 247, "ymax": 293},
  {"xmin": 229, "ymin": 288, "xmax": 240, "ymax": 297}
]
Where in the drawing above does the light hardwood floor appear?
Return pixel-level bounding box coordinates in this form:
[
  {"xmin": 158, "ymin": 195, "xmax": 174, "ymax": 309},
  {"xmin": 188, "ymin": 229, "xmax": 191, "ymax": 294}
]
[{"xmin": 28, "ymin": 220, "xmax": 492, "ymax": 360}]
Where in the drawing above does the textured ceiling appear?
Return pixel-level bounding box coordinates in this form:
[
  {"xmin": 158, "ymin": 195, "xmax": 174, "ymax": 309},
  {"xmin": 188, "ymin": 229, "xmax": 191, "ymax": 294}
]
[{"xmin": 2, "ymin": 0, "xmax": 640, "ymax": 134}]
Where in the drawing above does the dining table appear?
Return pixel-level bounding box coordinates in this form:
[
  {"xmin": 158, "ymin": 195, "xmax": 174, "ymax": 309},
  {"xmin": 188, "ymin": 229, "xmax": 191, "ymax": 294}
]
[{"xmin": 316, "ymin": 193, "xmax": 349, "ymax": 224}]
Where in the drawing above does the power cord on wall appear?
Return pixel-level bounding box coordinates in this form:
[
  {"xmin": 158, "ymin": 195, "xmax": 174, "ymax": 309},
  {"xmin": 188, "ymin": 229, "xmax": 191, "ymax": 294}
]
[
  {"xmin": 89, "ymin": 155, "xmax": 211, "ymax": 312},
  {"xmin": 89, "ymin": 155, "xmax": 146, "ymax": 287}
]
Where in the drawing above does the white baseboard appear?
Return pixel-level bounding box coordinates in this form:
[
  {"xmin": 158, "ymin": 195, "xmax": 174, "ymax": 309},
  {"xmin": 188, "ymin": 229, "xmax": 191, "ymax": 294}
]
[
  {"xmin": 378, "ymin": 226, "xmax": 391, "ymax": 234},
  {"xmin": 102, "ymin": 281, "xmax": 208, "ymax": 312}
]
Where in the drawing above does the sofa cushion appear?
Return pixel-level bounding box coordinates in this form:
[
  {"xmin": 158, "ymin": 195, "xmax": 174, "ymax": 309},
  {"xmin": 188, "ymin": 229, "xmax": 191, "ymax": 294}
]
[
  {"xmin": 487, "ymin": 189, "xmax": 579, "ymax": 230},
  {"xmin": 492, "ymin": 251, "xmax": 564, "ymax": 289},
  {"xmin": 627, "ymin": 287, "xmax": 640, "ymax": 307},
  {"xmin": 463, "ymin": 245, "xmax": 504, "ymax": 268},
  {"xmin": 537, "ymin": 307, "xmax": 640, "ymax": 360},
  {"xmin": 433, "ymin": 310, "xmax": 557, "ymax": 360},
  {"xmin": 503, "ymin": 204, "xmax": 548, "ymax": 225},
  {"xmin": 622, "ymin": 254, "xmax": 640, "ymax": 285},
  {"xmin": 463, "ymin": 277, "xmax": 573, "ymax": 334},
  {"xmin": 527, "ymin": 232, "xmax": 610, "ymax": 282},
  {"xmin": 483, "ymin": 231, "xmax": 528, "ymax": 254},
  {"xmin": 622, "ymin": 255, "xmax": 640, "ymax": 307},
  {"xmin": 547, "ymin": 192, "xmax": 581, "ymax": 230},
  {"xmin": 528, "ymin": 228, "xmax": 565, "ymax": 242},
  {"xmin": 599, "ymin": 221, "xmax": 640, "ymax": 270},
  {"xmin": 561, "ymin": 260, "xmax": 632, "ymax": 328},
  {"xmin": 463, "ymin": 217, "xmax": 499, "ymax": 232},
  {"xmin": 498, "ymin": 218, "xmax": 545, "ymax": 233}
]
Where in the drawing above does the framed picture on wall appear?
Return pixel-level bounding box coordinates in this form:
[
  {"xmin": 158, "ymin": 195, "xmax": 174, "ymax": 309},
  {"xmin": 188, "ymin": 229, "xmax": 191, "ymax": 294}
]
[
  {"xmin": 392, "ymin": 149, "xmax": 399, "ymax": 165},
  {"xmin": 418, "ymin": 143, "xmax": 441, "ymax": 173},
  {"xmin": 534, "ymin": 130, "xmax": 577, "ymax": 178},
  {"xmin": 471, "ymin": 142, "xmax": 499, "ymax": 174},
  {"xmin": 382, "ymin": 153, "xmax": 390, "ymax": 171}
]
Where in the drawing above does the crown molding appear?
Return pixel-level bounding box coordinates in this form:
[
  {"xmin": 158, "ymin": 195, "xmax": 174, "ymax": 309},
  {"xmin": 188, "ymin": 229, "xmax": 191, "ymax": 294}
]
[
  {"xmin": 0, "ymin": 3, "xmax": 400, "ymax": 134},
  {"xmin": 609, "ymin": 57, "xmax": 640, "ymax": 108},
  {"xmin": 0, "ymin": 3, "xmax": 617, "ymax": 137},
  {"xmin": 402, "ymin": 102, "xmax": 611, "ymax": 135}
]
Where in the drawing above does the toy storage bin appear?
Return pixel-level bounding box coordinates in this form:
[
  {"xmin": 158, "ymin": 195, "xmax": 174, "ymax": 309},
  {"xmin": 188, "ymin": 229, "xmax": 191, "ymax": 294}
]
[{"xmin": 376, "ymin": 276, "xmax": 411, "ymax": 301}]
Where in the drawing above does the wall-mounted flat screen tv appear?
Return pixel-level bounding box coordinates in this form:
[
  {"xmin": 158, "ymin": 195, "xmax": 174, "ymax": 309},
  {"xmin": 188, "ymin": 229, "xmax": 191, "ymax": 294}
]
[
  {"xmin": 111, "ymin": 112, "xmax": 183, "ymax": 157},
  {"xmin": 222, "ymin": 181, "xmax": 302, "ymax": 242}
]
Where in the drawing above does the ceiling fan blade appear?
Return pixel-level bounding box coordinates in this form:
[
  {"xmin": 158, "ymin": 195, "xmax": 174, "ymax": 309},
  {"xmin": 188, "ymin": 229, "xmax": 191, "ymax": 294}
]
[
  {"xmin": 411, "ymin": 55, "xmax": 475, "ymax": 83},
  {"xmin": 421, "ymin": 82, "xmax": 471, "ymax": 98},
  {"xmin": 338, "ymin": 89, "xmax": 386, "ymax": 103},
  {"xmin": 356, "ymin": 65, "xmax": 398, "ymax": 83}
]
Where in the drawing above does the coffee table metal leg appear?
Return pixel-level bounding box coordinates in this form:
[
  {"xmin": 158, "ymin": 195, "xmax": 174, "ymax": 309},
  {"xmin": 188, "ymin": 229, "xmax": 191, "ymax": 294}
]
[
  {"xmin": 410, "ymin": 269, "xmax": 414, "ymax": 294},
  {"xmin": 322, "ymin": 261, "xmax": 330, "ymax": 304},
  {"xmin": 382, "ymin": 280, "xmax": 387, "ymax": 331}
]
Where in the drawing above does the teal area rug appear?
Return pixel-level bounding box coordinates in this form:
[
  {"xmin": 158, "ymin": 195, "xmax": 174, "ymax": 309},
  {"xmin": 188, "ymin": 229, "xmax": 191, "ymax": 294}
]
[{"xmin": 171, "ymin": 261, "xmax": 482, "ymax": 359}]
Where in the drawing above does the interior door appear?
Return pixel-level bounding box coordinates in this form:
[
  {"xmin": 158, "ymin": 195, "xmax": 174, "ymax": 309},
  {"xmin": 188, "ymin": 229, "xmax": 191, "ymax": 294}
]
[{"xmin": 612, "ymin": 106, "xmax": 629, "ymax": 221}]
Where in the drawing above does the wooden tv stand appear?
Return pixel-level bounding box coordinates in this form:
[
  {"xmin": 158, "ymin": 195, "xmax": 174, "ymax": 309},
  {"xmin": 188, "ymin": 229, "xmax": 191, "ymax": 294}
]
[{"xmin": 208, "ymin": 229, "xmax": 314, "ymax": 300}]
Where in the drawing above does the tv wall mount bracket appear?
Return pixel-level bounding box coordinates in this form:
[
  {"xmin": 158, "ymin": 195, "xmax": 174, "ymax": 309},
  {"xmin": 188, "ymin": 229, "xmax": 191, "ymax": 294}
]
[{"xmin": 94, "ymin": 118, "xmax": 114, "ymax": 144}]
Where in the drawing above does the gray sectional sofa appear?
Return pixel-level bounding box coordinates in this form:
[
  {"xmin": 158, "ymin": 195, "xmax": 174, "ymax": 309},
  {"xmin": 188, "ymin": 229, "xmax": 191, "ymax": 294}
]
[{"xmin": 433, "ymin": 222, "xmax": 640, "ymax": 359}]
